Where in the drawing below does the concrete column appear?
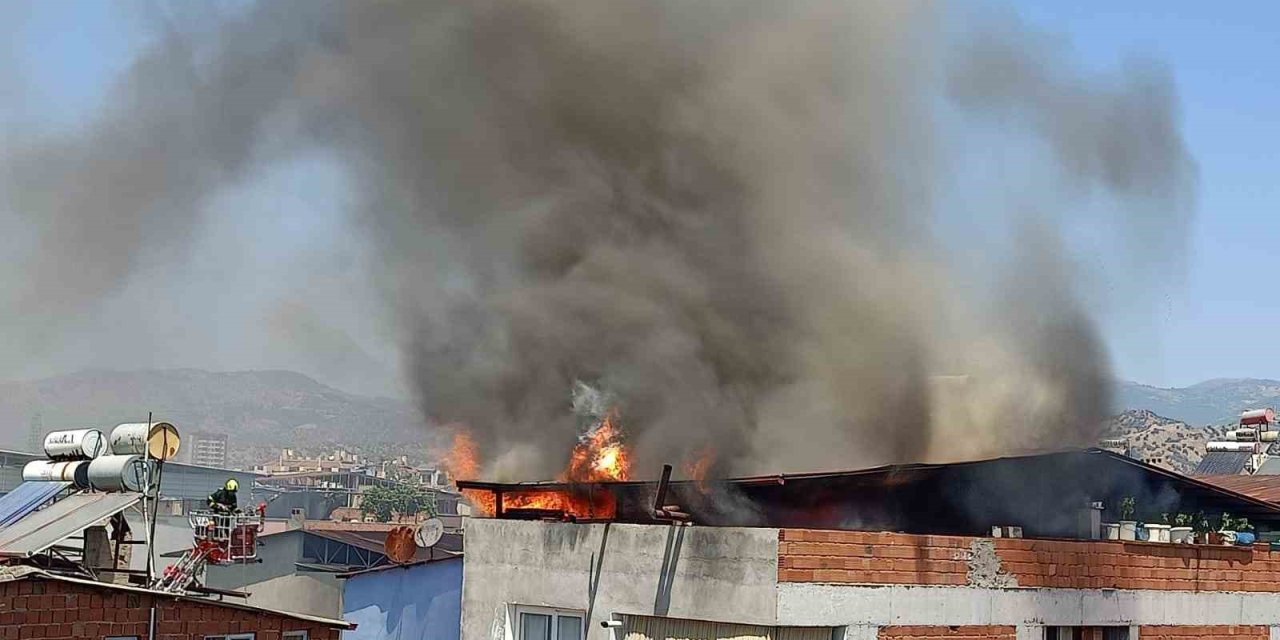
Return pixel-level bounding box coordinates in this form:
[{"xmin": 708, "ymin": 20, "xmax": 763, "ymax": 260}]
[
  {"xmin": 82, "ymin": 526, "xmax": 112, "ymax": 573},
  {"xmin": 1016, "ymin": 626, "xmax": 1042, "ymax": 640},
  {"xmin": 843, "ymin": 625, "xmax": 878, "ymax": 640}
]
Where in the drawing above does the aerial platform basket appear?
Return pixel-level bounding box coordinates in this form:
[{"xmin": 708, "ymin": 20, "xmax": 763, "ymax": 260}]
[{"xmin": 151, "ymin": 505, "xmax": 264, "ymax": 594}]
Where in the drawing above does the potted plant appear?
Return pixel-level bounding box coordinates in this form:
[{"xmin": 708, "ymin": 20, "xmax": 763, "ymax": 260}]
[
  {"xmin": 1195, "ymin": 513, "xmax": 1219, "ymax": 545},
  {"xmin": 1118, "ymin": 496, "xmax": 1138, "ymax": 541},
  {"xmin": 1136, "ymin": 521, "xmax": 1150, "ymax": 541},
  {"xmin": 1219, "ymin": 513, "xmax": 1240, "ymax": 546},
  {"xmin": 1099, "ymin": 498, "xmax": 1123, "ymax": 540},
  {"xmin": 1170, "ymin": 513, "xmax": 1194, "ymax": 544},
  {"xmin": 1235, "ymin": 517, "xmax": 1257, "ymax": 546},
  {"xmin": 1147, "ymin": 513, "xmax": 1172, "ymax": 543},
  {"xmin": 1102, "ymin": 521, "xmax": 1120, "ymax": 540}
]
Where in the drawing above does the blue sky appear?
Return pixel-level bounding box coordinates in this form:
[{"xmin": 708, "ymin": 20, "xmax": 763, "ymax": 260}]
[
  {"xmin": 1011, "ymin": 1, "xmax": 1280, "ymax": 386},
  {"xmin": 4, "ymin": 2, "xmax": 1277, "ymax": 390}
]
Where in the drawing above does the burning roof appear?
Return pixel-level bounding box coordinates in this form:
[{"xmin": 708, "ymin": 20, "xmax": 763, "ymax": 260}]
[
  {"xmin": 443, "ymin": 405, "xmax": 636, "ymax": 519},
  {"xmin": 457, "ymin": 448, "xmax": 1280, "ymax": 538}
]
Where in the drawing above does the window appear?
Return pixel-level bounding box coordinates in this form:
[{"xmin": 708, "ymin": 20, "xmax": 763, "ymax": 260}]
[
  {"xmin": 284, "ymin": 633, "xmax": 310, "ymax": 640},
  {"xmin": 516, "ymin": 607, "xmax": 585, "ymax": 640},
  {"xmin": 204, "ymin": 635, "xmax": 255, "ymax": 640},
  {"xmin": 620, "ymin": 615, "xmax": 834, "ymax": 640},
  {"xmin": 1046, "ymin": 628, "xmax": 1130, "ymax": 640}
]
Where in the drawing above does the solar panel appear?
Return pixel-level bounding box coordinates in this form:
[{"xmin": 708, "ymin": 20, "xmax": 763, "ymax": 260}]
[
  {"xmin": 0, "ymin": 492, "xmax": 141, "ymax": 557},
  {"xmin": 1193, "ymin": 451, "xmax": 1250, "ymax": 476},
  {"xmin": 0, "ymin": 482, "xmax": 69, "ymax": 528}
]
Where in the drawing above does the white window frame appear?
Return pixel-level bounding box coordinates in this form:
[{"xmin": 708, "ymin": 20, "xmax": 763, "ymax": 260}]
[
  {"xmin": 283, "ymin": 633, "xmax": 310, "ymax": 640},
  {"xmin": 204, "ymin": 635, "xmax": 256, "ymax": 640},
  {"xmin": 514, "ymin": 605, "xmax": 586, "ymax": 640}
]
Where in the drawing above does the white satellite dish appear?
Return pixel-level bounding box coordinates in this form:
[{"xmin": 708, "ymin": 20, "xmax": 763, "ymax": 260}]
[{"xmin": 415, "ymin": 517, "xmax": 444, "ymax": 548}]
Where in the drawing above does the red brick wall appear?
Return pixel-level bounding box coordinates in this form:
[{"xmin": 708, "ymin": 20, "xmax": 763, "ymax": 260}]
[
  {"xmin": 778, "ymin": 530, "xmax": 975, "ymax": 586},
  {"xmin": 878, "ymin": 626, "xmax": 1016, "ymax": 639},
  {"xmin": 1139, "ymin": 626, "xmax": 1268, "ymax": 640},
  {"xmin": 779, "ymin": 529, "xmax": 1280, "ymax": 591},
  {"xmin": 0, "ymin": 577, "xmax": 343, "ymax": 640}
]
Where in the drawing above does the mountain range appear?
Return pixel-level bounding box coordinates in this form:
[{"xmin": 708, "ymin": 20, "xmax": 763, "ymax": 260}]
[
  {"xmin": 1101, "ymin": 409, "xmax": 1229, "ymax": 474},
  {"xmin": 0, "ymin": 369, "xmax": 427, "ymax": 454},
  {"xmin": 3, "ymin": 369, "xmax": 1276, "ymax": 473}
]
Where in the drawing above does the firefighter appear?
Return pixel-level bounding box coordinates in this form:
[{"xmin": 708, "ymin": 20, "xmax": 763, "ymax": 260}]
[
  {"xmin": 208, "ymin": 478, "xmax": 240, "ymax": 514},
  {"xmin": 207, "ymin": 478, "xmax": 240, "ymax": 543}
]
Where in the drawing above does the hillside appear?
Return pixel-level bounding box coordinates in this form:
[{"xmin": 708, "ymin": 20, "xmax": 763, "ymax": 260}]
[
  {"xmin": 1101, "ymin": 409, "xmax": 1228, "ymax": 474},
  {"xmin": 5, "ymin": 371, "xmax": 1278, "ymax": 474},
  {"xmin": 1117, "ymin": 378, "xmax": 1280, "ymax": 426},
  {"xmin": 0, "ymin": 369, "xmax": 428, "ymax": 454}
]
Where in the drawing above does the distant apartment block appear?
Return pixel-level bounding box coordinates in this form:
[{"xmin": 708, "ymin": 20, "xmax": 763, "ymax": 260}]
[
  {"xmin": 190, "ymin": 431, "xmax": 228, "ymax": 468},
  {"xmin": 255, "ymin": 448, "xmax": 363, "ymax": 475}
]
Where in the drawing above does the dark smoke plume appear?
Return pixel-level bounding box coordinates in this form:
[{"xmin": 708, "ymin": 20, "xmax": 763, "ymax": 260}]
[{"xmin": 0, "ymin": 1, "xmax": 1194, "ymax": 478}]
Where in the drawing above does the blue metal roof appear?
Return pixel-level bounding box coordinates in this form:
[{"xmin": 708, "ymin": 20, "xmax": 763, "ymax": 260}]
[{"xmin": 0, "ymin": 482, "xmax": 68, "ymax": 528}]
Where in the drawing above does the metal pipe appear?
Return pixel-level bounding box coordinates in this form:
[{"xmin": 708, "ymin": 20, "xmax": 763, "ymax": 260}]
[
  {"xmin": 148, "ymin": 603, "xmax": 156, "ymax": 640},
  {"xmin": 189, "ymin": 584, "xmax": 251, "ymax": 598},
  {"xmin": 143, "ymin": 412, "xmax": 153, "ymax": 586},
  {"xmin": 652, "ymin": 465, "xmax": 672, "ymax": 513},
  {"xmin": 651, "ymin": 465, "xmax": 689, "ymax": 521},
  {"xmin": 146, "ymin": 419, "xmax": 166, "ymax": 591},
  {"xmin": 88, "ymin": 568, "xmax": 150, "ymax": 576}
]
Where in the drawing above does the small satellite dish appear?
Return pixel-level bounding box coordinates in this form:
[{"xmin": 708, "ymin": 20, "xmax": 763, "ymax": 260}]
[
  {"xmin": 384, "ymin": 526, "xmax": 416, "ymax": 564},
  {"xmin": 415, "ymin": 517, "xmax": 444, "ymax": 548}
]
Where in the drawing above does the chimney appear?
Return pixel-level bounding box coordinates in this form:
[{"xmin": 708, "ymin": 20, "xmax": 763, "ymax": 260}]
[
  {"xmin": 1077, "ymin": 501, "xmax": 1103, "ymax": 539},
  {"xmin": 289, "ymin": 507, "xmax": 306, "ymax": 529},
  {"xmin": 82, "ymin": 526, "xmax": 113, "ymax": 579}
]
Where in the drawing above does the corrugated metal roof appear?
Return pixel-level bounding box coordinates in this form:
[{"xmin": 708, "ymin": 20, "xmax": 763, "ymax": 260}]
[
  {"xmin": 459, "ymin": 447, "xmax": 1280, "ymax": 530},
  {"xmin": 0, "ymin": 482, "xmax": 69, "ymax": 528},
  {"xmin": 456, "ymin": 446, "xmax": 1102, "ymax": 491},
  {"xmin": 1197, "ymin": 474, "xmax": 1280, "ymax": 503},
  {"xmin": 1193, "ymin": 451, "xmax": 1251, "ymax": 475},
  {"xmin": 337, "ymin": 551, "xmax": 461, "ymax": 578},
  {"xmin": 305, "ymin": 528, "xmax": 463, "ymax": 558},
  {"xmin": 0, "ymin": 492, "xmax": 140, "ymax": 558}
]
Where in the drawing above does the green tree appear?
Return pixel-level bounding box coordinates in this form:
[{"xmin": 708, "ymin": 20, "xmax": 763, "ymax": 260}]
[{"xmin": 360, "ymin": 484, "xmax": 439, "ymax": 522}]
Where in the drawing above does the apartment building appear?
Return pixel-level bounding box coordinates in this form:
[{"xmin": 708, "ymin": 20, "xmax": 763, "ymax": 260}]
[{"xmin": 190, "ymin": 431, "xmax": 229, "ymax": 468}]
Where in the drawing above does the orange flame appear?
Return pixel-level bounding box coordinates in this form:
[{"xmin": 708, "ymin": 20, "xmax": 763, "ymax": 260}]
[
  {"xmin": 461, "ymin": 488, "xmax": 497, "ymax": 516},
  {"xmin": 504, "ymin": 488, "xmax": 617, "ymax": 519},
  {"xmin": 444, "ymin": 429, "xmax": 492, "ymax": 515},
  {"xmin": 683, "ymin": 446, "xmax": 716, "ymax": 494},
  {"xmin": 562, "ymin": 412, "xmax": 631, "ymax": 483},
  {"xmin": 460, "ymin": 486, "xmax": 617, "ymax": 519},
  {"xmin": 457, "ymin": 411, "xmax": 633, "ymax": 520},
  {"xmin": 442, "ymin": 430, "xmax": 480, "ymax": 483}
]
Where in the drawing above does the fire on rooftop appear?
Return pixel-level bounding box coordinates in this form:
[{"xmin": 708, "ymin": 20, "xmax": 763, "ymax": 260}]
[{"xmin": 457, "ymin": 448, "xmax": 1280, "ymax": 539}]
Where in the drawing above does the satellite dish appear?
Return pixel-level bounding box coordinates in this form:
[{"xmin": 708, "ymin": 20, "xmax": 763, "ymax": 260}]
[
  {"xmin": 415, "ymin": 518, "xmax": 444, "ymax": 548},
  {"xmin": 384, "ymin": 526, "xmax": 416, "ymax": 564}
]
